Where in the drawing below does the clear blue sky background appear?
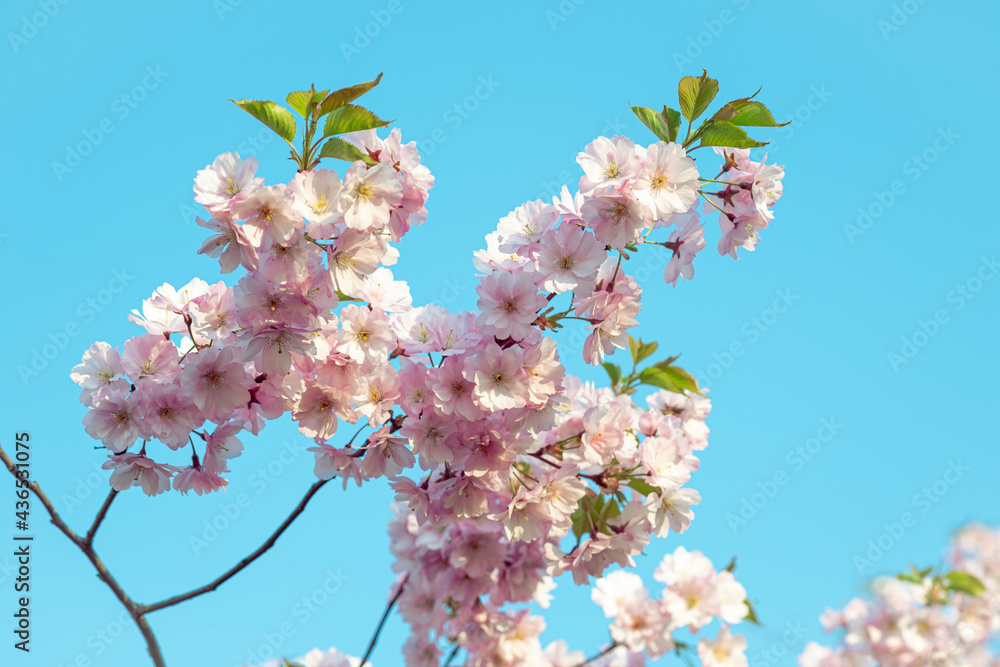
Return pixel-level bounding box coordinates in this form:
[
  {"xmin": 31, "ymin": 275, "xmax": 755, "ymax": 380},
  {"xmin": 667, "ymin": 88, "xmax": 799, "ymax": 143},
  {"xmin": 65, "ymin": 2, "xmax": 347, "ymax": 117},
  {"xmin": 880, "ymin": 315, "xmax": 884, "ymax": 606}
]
[{"xmin": 1, "ymin": 1, "xmax": 997, "ymax": 665}]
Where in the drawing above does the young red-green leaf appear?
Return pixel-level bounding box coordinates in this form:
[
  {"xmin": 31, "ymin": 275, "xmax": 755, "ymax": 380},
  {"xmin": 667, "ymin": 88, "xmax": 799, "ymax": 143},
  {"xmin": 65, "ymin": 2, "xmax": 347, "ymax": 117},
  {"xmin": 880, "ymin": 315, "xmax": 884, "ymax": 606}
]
[
  {"xmin": 678, "ymin": 70, "xmax": 720, "ymax": 122},
  {"xmin": 710, "ymin": 89, "xmax": 760, "ymax": 123},
  {"xmin": 323, "ymin": 104, "xmax": 392, "ymax": 137},
  {"xmin": 945, "ymin": 571, "xmax": 987, "ymax": 596},
  {"xmin": 697, "ymin": 120, "xmax": 768, "ymax": 149},
  {"xmin": 230, "ymin": 99, "xmax": 297, "ymax": 144},
  {"xmin": 631, "ymin": 105, "xmax": 675, "ymax": 144},
  {"xmin": 317, "ymin": 73, "xmax": 384, "ymax": 117},
  {"xmin": 318, "ymin": 137, "xmax": 377, "ymax": 165},
  {"xmin": 286, "ymin": 86, "xmax": 329, "ymax": 119},
  {"xmin": 728, "ymin": 100, "xmax": 790, "ymax": 127}
]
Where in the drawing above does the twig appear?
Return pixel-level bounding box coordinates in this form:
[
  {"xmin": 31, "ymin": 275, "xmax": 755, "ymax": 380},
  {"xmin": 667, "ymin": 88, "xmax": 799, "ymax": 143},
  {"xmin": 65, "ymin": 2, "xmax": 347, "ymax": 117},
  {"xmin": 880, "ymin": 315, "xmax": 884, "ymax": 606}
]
[
  {"xmin": 141, "ymin": 477, "xmax": 331, "ymax": 613},
  {"xmin": 359, "ymin": 575, "xmax": 408, "ymax": 665},
  {"xmin": 84, "ymin": 489, "xmax": 118, "ymax": 547},
  {"xmin": 577, "ymin": 642, "xmax": 621, "ymax": 666},
  {"xmin": 0, "ymin": 446, "xmax": 166, "ymax": 667}
]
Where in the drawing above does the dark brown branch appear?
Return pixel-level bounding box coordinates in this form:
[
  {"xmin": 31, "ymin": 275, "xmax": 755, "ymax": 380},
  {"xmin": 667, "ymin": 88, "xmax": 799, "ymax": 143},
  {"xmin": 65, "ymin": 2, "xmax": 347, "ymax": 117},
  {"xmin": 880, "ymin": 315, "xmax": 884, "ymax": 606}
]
[
  {"xmin": 84, "ymin": 489, "xmax": 118, "ymax": 547},
  {"xmin": 359, "ymin": 575, "xmax": 408, "ymax": 665},
  {"xmin": 141, "ymin": 477, "xmax": 331, "ymax": 614}
]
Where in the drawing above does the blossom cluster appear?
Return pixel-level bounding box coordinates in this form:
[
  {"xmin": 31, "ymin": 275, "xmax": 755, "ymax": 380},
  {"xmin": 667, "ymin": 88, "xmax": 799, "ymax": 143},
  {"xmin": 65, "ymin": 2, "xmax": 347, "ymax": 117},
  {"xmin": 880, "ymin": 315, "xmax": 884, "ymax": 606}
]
[
  {"xmin": 800, "ymin": 525, "xmax": 1000, "ymax": 666},
  {"xmin": 71, "ymin": 127, "xmax": 432, "ymax": 494},
  {"xmin": 71, "ymin": 112, "xmax": 785, "ymax": 666},
  {"xmin": 254, "ymin": 545, "xmax": 752, "ymax": 667}
]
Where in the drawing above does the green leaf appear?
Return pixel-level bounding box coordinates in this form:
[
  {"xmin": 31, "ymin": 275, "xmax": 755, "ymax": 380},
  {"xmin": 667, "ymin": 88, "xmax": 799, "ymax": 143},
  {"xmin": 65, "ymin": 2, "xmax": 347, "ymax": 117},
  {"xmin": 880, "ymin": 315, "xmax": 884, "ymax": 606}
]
[
  {"xmin": 728, "ymin": 100, "xmax": 790, "ymax": 127},
  {"xmin": 639, "ymin": 365, "xmax": 701, "ymax": 395},
  {"xmin": 678, "ymin": 70, "xmax": 720, "ymax": 122},
  {"xmin": 323, "ymin": 104, "xmax": 391, "ymax": 137},
  {"xmin": 231, "ymin": 99, "xmax": 297, "ymax": 144},
  {"xmin": 317, "ymin": 73, "xmax": 384, "ymax": 117},
  {"xmin": 627, "ymin": 479, "xmax": 661, "ymax": 497},
  {"xmin": 636, "ymin": 341, "xmax": 658, "ymax": 365},
  {"xmin": 286, "ymin": 86, "xmax": 329, "ymax": 119},
  {"xmin": 318, "ymin": 137, "xmax": 377, "ymax": 165},
  {"xmin": 945, "ymin": 571, "xmax": 987, "ymax": 596},
  {"xmin": 662, "ymin": 106, "xmax": 682, "ymax": 143},
  {"xmin": 571, "ymin": 499, "xmax": 594, "ymax": 539},
  {"xmin": 598, "ymin": 496, "xmax": 621, "ymax": 525},
  {"xmin": 897, "ymin": 572, "xmax": 923, "ymax": 584},
  {"xmin": 745, "ymin": 599, "xmax": 761, "ymax": 625},
  {"xmin": 653, "ymin": 355, "xmax": 680, "ymax": 368},
  {"xmin": 628, "ymin": 336, "xmax": 658, "ymax": 365},
  {"xmin": 282, "ymin": 661, "xmax": 306, "ymax": 667},
  {"xmin": 631, "ymin": 105, "xmax": 675, "ymax": 144},
  {"xmin": 697, "ymin": 120, "xmax": 768, "ymax": 149},
  {"xmin": 601, "ymin": 362, "xmax": 622, "ymax": 388}
]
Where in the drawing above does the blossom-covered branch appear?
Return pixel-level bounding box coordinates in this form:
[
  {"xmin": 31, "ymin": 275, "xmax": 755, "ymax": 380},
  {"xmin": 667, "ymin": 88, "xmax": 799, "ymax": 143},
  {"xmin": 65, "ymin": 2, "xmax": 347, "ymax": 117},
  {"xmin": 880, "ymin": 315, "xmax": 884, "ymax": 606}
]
[
  {"xmin": 800, "ymin": 525, "xmax": 1000, "ymax": 666},
  {"xmin": 64, "ymin": 71, "xmax": 788, "ymax": 665}
]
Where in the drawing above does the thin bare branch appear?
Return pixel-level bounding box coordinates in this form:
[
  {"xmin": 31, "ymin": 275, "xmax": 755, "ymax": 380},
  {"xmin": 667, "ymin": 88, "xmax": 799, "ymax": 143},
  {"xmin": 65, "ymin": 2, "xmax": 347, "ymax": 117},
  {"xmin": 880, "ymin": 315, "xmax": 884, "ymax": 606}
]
[
  {"xmin": 360, "ymin": 575, "xmax": 408, "ymax": 665},
  {"xmin": 141, "ymin": 477, "xmax": 332, "ymax": 614},
  {"xmin": 84, "ymin": 489, "xmax": 118, "ymax": 547},
  {"xmin": 0, "ymin": 446, "xmax": 166, "ymax": 667}
]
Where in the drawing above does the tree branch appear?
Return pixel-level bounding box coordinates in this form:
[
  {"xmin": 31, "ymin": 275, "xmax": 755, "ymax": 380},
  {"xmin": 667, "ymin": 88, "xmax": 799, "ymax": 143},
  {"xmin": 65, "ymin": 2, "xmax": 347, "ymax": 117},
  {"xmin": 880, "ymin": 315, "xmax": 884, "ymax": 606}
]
[
  {"xmin": 0, "ymin": 446, "xmax": 166, "ymax": 667},
  {"xmin": 359, "ymin": 575, "xmax": 408, "ymax": 665},
  {"xmin": 141, "ymin": 477, "xmax": 332, "ymax": 614},
  {"xmin": 577, "ymin": 641, "xmax": 622, "ymax": 667},
  {"xmin": 84, "ymin": 489, "xmax": 118, "ymax": 547}
]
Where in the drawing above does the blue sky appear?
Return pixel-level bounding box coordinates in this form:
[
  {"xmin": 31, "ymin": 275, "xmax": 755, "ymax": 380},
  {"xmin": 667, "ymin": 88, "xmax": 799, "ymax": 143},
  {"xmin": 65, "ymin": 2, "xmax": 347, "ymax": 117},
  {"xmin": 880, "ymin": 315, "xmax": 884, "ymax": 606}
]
[{"xmin": 1, "ymin": 0, "xmax": 998, "ymax": 665}]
